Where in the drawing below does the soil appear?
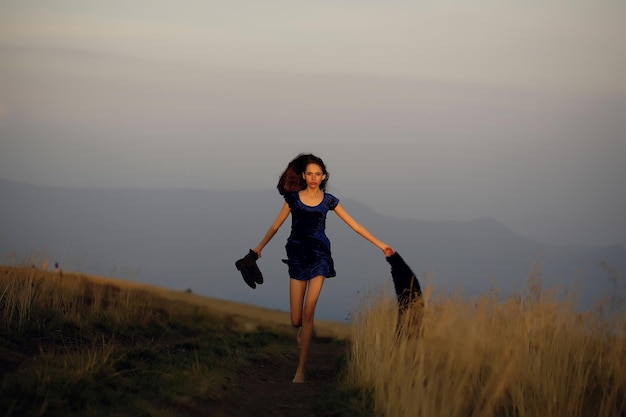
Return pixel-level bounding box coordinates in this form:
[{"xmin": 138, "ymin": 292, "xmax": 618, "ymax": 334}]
[{"xmin": 205, "ymin": 337, "xmax": 347, "ymax": 417}]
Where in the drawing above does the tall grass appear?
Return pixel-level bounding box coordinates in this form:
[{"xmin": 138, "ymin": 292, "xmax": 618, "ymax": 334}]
[
  {"xmin": 0, "ymin": 266, "xmax": 286, "ymax": 417},
  {"xmin": 1, "ymin": 266, "xmax": 180, "ymax": 335},
  {"xmin": 347, "ymin": 278, "xmax": 626, "ymax": 417}
]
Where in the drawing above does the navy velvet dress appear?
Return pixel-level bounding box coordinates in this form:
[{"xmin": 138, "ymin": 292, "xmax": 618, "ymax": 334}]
[{"xmin": 282, "ymin": 191, "xmax": 340, "ymax": 280}]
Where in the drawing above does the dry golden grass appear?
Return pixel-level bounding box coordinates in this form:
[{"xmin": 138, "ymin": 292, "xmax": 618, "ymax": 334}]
[
  {"xmin": 0, "ymin": 265, "xmax": 350, "ymax": 339},
  {"xmin": 347, "ymin": 281, "xmax": 626, "ymax": 417}
]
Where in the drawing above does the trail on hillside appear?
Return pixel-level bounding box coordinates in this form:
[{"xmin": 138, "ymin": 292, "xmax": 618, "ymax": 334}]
[{"xmin": 204, "ymin": 337, "xmax": 346, "ymax": 417}]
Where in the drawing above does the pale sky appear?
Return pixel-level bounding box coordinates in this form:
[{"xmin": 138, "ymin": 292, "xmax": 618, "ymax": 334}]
[{"xmin": 1, "ymin": 0, "xmax": 625, "ymax": 247}]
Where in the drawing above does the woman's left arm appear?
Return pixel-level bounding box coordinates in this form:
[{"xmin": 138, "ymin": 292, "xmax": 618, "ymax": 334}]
[{"xmin": 334, "ymin": 203, "xmax": 395, "ymax": 256}]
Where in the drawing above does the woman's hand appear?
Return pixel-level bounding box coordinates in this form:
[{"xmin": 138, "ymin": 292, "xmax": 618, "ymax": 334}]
[
  {"xmin": 252, "ymin": 248, "xmax": 262, "ymax": 258},
  {"xmin": 382, "ymin": 245, "xmax": 395, "ymax": 257}
]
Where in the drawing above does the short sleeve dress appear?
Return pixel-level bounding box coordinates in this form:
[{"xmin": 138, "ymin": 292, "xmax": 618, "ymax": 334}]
[{"xmin": 282, "ymin": 191, "xmax": 340, "ymax": 280}]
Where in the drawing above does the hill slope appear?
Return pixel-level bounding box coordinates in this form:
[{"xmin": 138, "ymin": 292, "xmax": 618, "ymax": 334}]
[{"xmin": 0, "ymin": 266, "xmax": 354, "ymax": 417}]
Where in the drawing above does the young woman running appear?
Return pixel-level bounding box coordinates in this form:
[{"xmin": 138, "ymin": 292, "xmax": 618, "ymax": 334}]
[{"xmin": 252, "ymin": 153, "xmax": 394, "ymax": 383}]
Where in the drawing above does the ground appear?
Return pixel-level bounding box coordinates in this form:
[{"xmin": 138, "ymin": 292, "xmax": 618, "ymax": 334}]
[{"xmin": 205, "ymin": 337, "xmax": 346, "ymax": 417}]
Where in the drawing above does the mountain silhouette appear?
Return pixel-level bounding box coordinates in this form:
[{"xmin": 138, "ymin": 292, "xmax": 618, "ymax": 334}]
[{"xmin": 1, "ymin": 178, "xmax": 624, "ymax": 321}]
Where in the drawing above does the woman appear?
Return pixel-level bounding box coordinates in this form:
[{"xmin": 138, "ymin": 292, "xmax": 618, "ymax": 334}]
[{"xmin": 252, "ymin": 153, "xmax": 394, "ymax": 383}]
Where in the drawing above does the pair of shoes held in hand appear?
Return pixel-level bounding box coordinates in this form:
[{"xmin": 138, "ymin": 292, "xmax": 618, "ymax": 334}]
[{"xmin": 235, "ymin": 249, "xmax": 264, "ymax": 289}]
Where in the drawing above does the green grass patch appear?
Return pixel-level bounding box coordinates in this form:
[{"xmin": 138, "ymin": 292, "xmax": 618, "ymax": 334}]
[{"xmin": 1, "ymin": 266, "xmax": 345, "ymax": 417}]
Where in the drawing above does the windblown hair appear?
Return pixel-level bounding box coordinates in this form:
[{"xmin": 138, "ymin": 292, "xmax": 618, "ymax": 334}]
[{"xmin": 277, "ymin": 153, "xmax": 329, "ymax": 195}]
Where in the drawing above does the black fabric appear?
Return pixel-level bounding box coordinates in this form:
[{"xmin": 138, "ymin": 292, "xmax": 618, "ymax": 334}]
[
  {"xmin": 235, "ymin": 249, "xmax": 264, "ymax": 289},
  {"xmin": 386, "ymin": 252, "xmax": 422, "ymax": 311}
]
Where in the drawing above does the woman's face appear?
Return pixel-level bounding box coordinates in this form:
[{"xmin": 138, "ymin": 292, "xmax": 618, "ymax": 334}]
[{"xmin": 303, "ymin": 163, "xmax": 325, "ymax": 189}]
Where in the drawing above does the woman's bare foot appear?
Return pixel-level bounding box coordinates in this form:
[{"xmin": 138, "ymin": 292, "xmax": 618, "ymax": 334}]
[
  {"xmin": 292, "ymin": 371, "xmax": 305, "ymax": 383},
  {"xmin": 296, "ymin": 326, "xmax": 302, "ymax": 349}
]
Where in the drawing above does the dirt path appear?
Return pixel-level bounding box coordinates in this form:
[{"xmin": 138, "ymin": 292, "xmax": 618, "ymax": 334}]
[{"xmin": 206, "ymin": 337, "xmax": 347, "ymax": 417}]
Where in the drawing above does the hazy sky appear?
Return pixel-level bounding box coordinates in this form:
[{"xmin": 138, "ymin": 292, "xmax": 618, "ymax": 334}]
[{"xmin": 1, "ymin": 0, "xmax": 625, "ymax": 247}]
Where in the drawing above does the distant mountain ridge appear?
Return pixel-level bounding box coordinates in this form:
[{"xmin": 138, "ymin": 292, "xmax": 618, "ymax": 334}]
[{"xmin": 1, "ymin": 178, "xmax": 624, "ymax": 321}]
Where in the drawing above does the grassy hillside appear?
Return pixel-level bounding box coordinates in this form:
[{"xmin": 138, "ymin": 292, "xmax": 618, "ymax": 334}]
[
  {"xmin": 347, "ymin": 279, "xmax": 626, "ymax": 417},
  {"xmin": 4, "ymin": 263, "xmax": 624, "ymax": 417},
  {"xmin": 0, "ymin": 266, "xmax": 354, "ymax": 417}
]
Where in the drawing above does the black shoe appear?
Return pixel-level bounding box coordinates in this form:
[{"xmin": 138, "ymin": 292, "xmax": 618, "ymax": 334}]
[{"xmin": 235, "ymin": 249, "xmax": 264, "ymax": 288}]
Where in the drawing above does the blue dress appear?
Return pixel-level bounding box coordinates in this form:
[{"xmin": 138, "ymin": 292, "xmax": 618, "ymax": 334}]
[{"xmin": 282, "ymin": 191, "xmax": 340, "ymax": 280}]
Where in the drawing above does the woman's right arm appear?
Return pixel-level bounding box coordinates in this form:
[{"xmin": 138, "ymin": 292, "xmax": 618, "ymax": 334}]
[{"xmin": 253, "ymin": 202, "xmax": 291, "ymax": 257}]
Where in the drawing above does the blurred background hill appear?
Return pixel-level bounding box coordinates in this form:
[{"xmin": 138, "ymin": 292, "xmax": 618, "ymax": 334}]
[{"xmin": 1, "ymin": 178, "xmax": 624, "ymax": 321}]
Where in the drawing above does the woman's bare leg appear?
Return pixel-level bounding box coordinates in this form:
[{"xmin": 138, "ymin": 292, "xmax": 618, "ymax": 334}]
[
  {"xmin": 297, "ymin": 326, "xmax": 302, "ymax": 349},
  {"xmin": 289, "ymin": 275, "xmax": 325, "ymax": 383},
  {"xmin": 290, "ymin": 278, "xmax": 306, "ymax": 329}
]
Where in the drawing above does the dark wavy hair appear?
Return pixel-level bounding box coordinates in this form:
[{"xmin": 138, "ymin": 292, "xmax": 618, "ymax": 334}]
[{"xmin": 277, "ymin": 153, "xmax": 329, "ymax": 195}]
